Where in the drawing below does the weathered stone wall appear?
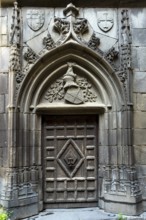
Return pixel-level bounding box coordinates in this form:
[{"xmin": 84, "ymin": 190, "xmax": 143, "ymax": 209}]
[
  {"xmin": 131, "ymin": 8, "xmax": 146, "ymax": 206},
  {"xmin": 0, "ymin": 8, "xmax": 9, "ymax": 168},
  {"xmin": 1, "ymin": 2, "xmax": 146, "ymax": 218}
]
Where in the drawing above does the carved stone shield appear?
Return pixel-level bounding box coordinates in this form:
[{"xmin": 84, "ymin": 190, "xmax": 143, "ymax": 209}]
[
  {"xmin": 26, "ymin": 10, "xmax": 45, "ymax": 31},
  {"xmin": 64, "ymin": 87, "xmax": 84, "ymax": 104},
  {"xmin": 97, "ymin": 12, "xmax": 114, "ymax": 32}
]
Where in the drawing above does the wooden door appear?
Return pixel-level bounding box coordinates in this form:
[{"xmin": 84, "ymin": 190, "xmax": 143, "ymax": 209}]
[{"xmin": 42, "ymin": 115, "xmax": 98, "ymax": 208}]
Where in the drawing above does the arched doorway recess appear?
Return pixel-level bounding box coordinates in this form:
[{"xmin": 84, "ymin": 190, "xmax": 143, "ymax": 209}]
[
  {"xmin": 6, "ymin": 2, "xmax": 142, "ymax": 218},
  {"xmin": 15, "ymin": 41, "xmax": 142, "ymax": 215}
]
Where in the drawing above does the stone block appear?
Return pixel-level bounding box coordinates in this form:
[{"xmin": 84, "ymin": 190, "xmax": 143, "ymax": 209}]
[
  {"xmin": 5, "ymin": 94, "xmax": 8, "ymax": 112},
  {"xmin": 1, "ymin": 35, "xmax": 8, "ymax": 46},
  {"xmin": 2, "ymin": 147, "xmax": 8, "ymax": 167},
  {"xmin": 134, "ymin": 112, "xmax": 146, "ymax": 128},
  {"xmin": 131, "ymin": 8, "xmax": 146, "ymax": 29},
  {"xmin": 99, "ymin": 128, "xmax": 108, "ymax": 146},
  {"xmin": 0, "ymin": 48, "xmax": 9, "ymax": 72},
  {"xmin": 134, "ymin": 129, "xmax": 146, "ymax": 145},
  {"xmin": 134, "ymin": 145, "xmax": 146, "ymax": 165},
  {"xmin": 0, "ymin": 130, "xmax": 7, "ymax": 148},
  {"xmin": 133, "ymin": 47, "xmax": 146, "ymax": 71},
  {"xmin": 96, "ymin": 32, "xmax": 118, "ymax": 52},
  {"xmin": 1, "ymin": 16, "xmax": 7, "ymax": 34},
  {"xmin": 0, "ymin": 95, "xmax": 5, "ymax": 113},
  {"xmin": 122, "ymin": 128, "xmax": 132, "ymax": 146},
  {"xmin": 109, "ymin": 111, "xmax": 117, "ymax": 129},
  {"xmin": 110, "ymin": 145, "xmax": 118, "ymax": 164},
  {"xmin": 132, "ymin": 29, "xmax": 146, "ymax": 46},
  {"xmin": 109, "ymin": 129, "xmax": 117, "ymax": 146},
  {"xmin": 134, "ymin": 72, "xmax": 146, "ymax": 93},
  {"xmin": 0, "ymin": 114, "xmax": 7, "ymax": 131},
  {"xmin": 131, "ymin": 47, "xmax": 139, "ymax": 70},
  {"xmin": 99, "ymin": 145, "xmax": 109, "ymax": 164},
  {"xmin": 133, "ymin": 93, "xmax": 146, "ymax": 111},
  {"xmin": 26, "ymin": 30, "xmax": 48, "ymax": 55}
]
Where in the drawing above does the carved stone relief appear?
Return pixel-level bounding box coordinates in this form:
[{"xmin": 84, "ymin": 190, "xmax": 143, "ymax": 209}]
[
  {"xmin": 1, "ymin": 167, "xmax": 39, "ymax": 201},
  {"xmin": 103, "ymin": 165, "xmax": 141, "ymax": 197},
  {"xmin": 104, "ymin": 46, "xmax": 118, "ymax": 69},
  {"xmin": 57, "ymin": 139, "xmax": 84, "ymax": 178},
  {"xmin": 97, "ymin": 12, "xmax": 114, "ymax": 32},
  {"xmin": 44, "ymin": 63, "xmax": 97, "ymax": 105},
  {"xmin": 26, "ymin": 9, "xmax": 45, "ymax": 31},
  {"xmin": 117, "ymin": 9, "xmax": 132, "ymax": 100},
  {"xmin": 43, "ymin": 33, "xmax": 56, "ymax": 50},
  {"xmin": 42, "ymin": 3, "xmax": 100, "ymax": 52},
  {"xmin": 24, "ymin": 47, "xmax": 39, "ymax": 64},
  {"xmin": 10, "ymin": 1, "xmax": 21, "ymax": 45},
  {"xmin": 87, "ymin": 32, "xmax": 100, "ymax": 51},
  {"xmin": 121, "ymin": 10, "xmax": 132, "ymax": 45}
]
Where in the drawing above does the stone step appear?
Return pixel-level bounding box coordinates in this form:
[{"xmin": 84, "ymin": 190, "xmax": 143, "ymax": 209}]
[{"xmin": 24, "ymin": 208, "xmax": 145, "ymax": 220}]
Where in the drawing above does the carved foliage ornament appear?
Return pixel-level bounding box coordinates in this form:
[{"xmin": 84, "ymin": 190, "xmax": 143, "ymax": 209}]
[
  {"xmin": 24, "ymin": 47, "xmax": 39, "ymax": 64},
  {"xmin": 45, "ymin": 64, "xmax": 97, "ymax": 105},
  {"xmin": 26, "ymin": 9, "xmax": 45, "ymax": 31},
  {"xmin": 43, "ymin": 33, "xmax": 56, "ymax": 50},
  {"xmin": 10, "ymin": 45, "xmax": 21, "ymax": 72},
  {"xmin": 43, "ymin": 3, "xmax": 100, "ymax": 51},
  {"xmin": 104, "ymin": 47, "xmax": 118, "ymax": 69}
]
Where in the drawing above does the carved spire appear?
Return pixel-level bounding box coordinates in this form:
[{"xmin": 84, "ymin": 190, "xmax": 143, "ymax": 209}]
[
  {"xmin": 10, "ymin": 0, "xmax": 21, "ymax": 45},
  {"xmin": 63, "ymin": 3, "xmax": 79, "ymax": 17},
  {"xmin": 9, "ymin": 1, "xmax": 21, "ymax": 72}
]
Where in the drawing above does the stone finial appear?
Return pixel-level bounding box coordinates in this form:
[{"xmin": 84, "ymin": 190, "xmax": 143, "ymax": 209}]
[
  {"xmin": 63, "ymin": 3, "xmax": 79, "ymax": 17},
  {"xmin": 14, "ymin": 0, "xmax": 18, "ymax": 8},
  {"xmin": 10, "ymin": 0, "xmax": 20, "ymax": 45}
]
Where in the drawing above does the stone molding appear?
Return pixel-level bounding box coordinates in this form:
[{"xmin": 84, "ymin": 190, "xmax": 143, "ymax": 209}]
[{"xmin": 2, "ymin": 0, "xmax": 146, "ymax": 7}]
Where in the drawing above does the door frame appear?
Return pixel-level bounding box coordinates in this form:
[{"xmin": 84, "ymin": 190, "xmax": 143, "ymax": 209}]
[{"xmin": 41, "ymin": 114, "xmax": 99, "ymax": 209}]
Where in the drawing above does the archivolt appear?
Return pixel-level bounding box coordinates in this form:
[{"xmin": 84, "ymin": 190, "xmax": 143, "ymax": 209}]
[{"xmin": 17, "ymin": 42, "xmax": 125, "ymax": 112}]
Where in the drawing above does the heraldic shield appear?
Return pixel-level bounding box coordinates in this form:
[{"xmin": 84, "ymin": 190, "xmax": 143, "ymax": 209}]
[
  {"xmin": 97, "ymin": 12, "xmax": 114, "ymax": 32},
  {"xmin": 26, "ymin": 9, "xmax": 45, "ymax": 31}
]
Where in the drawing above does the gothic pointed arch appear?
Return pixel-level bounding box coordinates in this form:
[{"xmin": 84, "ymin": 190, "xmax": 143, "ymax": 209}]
[{"xmin": 17, "ymin": 42, "xmax": 125, "ymax": 113}]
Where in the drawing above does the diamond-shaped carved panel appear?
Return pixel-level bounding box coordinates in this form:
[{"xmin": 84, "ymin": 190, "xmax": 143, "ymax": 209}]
[{"xmin": 57, "ymin": 139, "xmax": 84, "ymax": 177}]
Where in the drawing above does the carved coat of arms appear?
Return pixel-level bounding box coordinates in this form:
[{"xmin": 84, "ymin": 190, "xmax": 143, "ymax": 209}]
[
  {"xmin": 97, "ymin": 12, "xmax": 114, "ymax": 32},
  {"xmin": 26, "ymin": 10, "xmax": 45, "ymax": 31}
]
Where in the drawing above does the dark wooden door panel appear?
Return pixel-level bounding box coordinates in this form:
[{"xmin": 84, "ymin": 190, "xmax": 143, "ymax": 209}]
[{"xmin": 42, "ymin": 115, "xmax": 98, "ymax": 208}]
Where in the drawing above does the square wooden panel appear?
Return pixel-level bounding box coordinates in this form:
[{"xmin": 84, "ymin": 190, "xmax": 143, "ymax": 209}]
[{"xmin": 43, "ymin": 115, "xmax": 98, "ymax": 207}]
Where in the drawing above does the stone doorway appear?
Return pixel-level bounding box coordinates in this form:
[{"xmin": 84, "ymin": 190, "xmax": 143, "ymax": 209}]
[{"xmin": 42, "ymin": 115, "xmax": 98, "ymax": 208}]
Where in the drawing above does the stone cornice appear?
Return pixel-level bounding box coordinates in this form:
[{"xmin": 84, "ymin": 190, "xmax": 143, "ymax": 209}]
[{"xmin": 1, "ymin": 0, "xmax": 146, "ymax": 7}]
